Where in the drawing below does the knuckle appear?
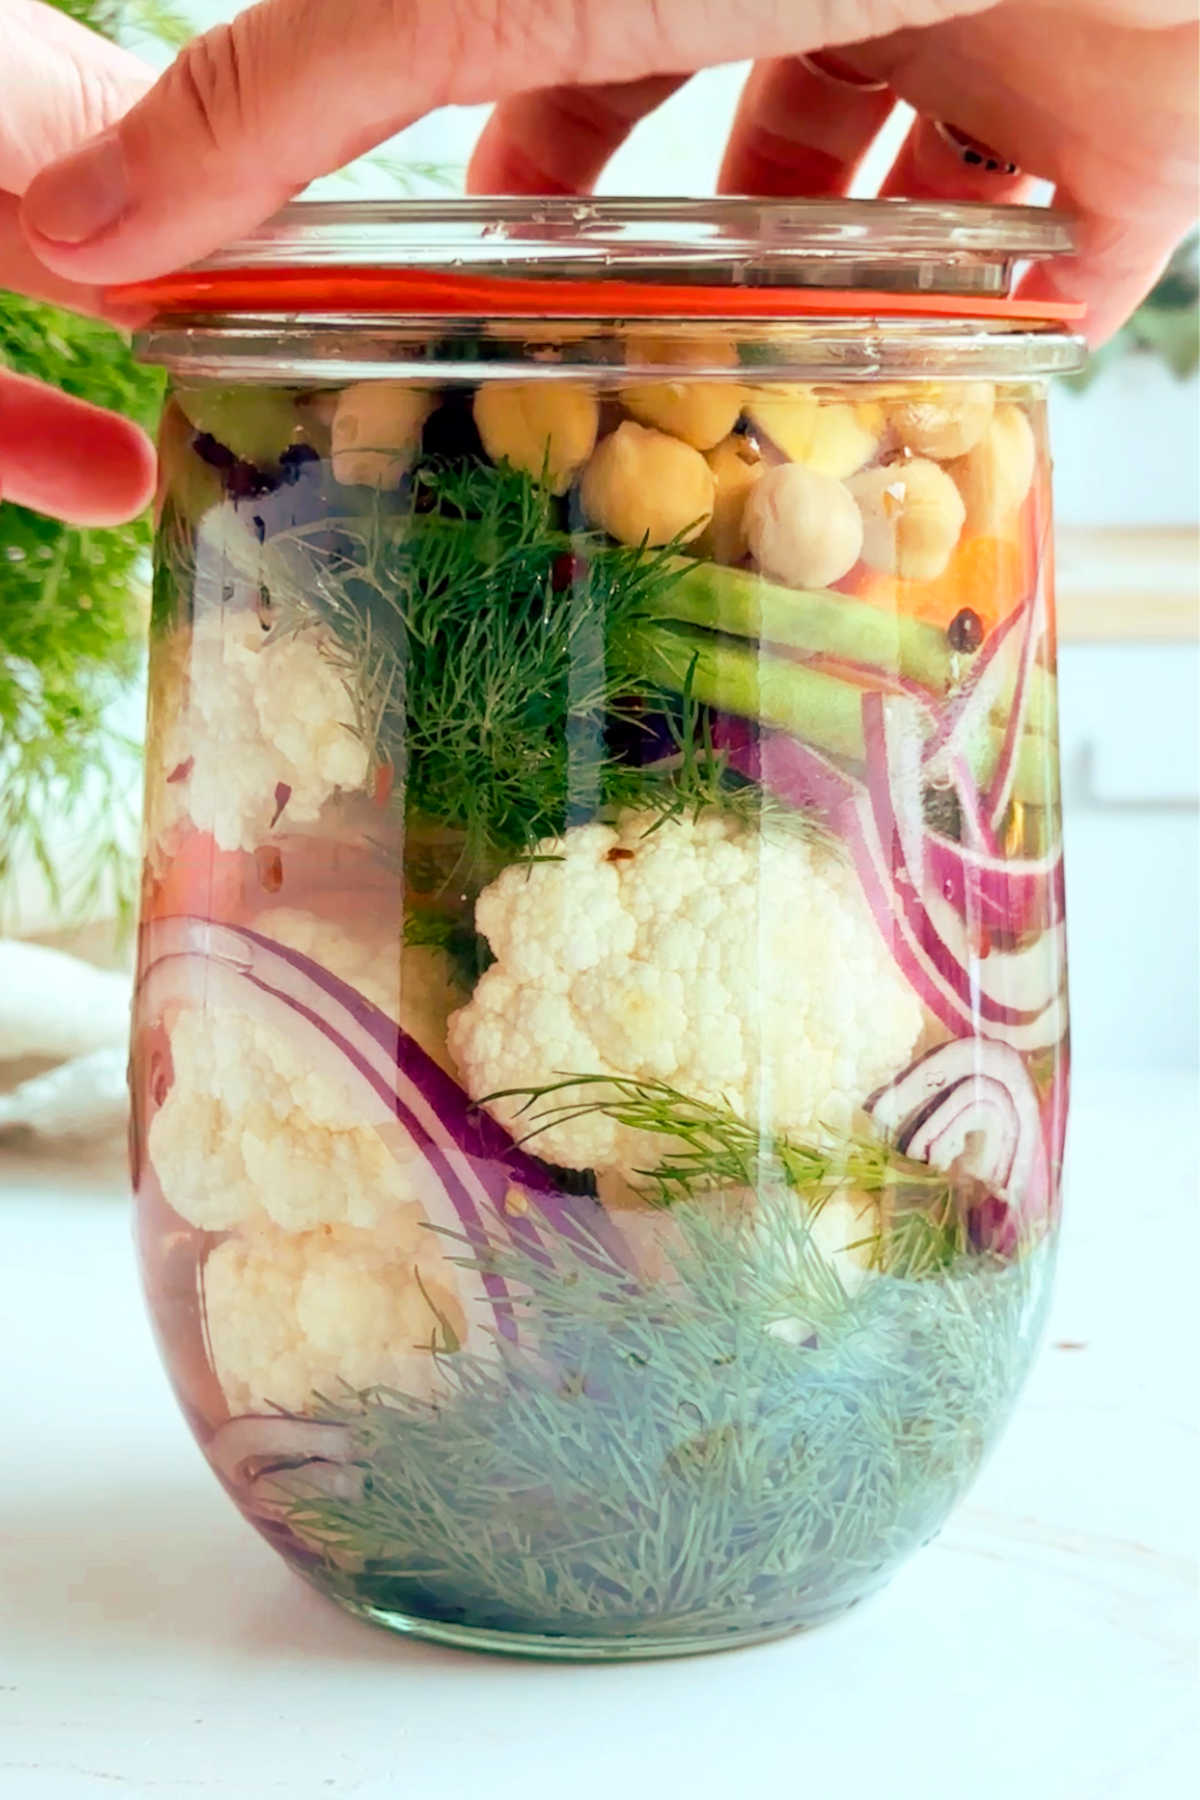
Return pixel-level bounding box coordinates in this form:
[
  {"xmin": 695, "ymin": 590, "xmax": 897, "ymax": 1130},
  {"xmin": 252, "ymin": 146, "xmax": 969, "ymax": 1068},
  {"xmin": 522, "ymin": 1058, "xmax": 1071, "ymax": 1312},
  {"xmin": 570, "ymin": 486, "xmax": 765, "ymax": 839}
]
[{"xmin": 166, "ymin": 22, "xmax": 257, "ymax": 154}]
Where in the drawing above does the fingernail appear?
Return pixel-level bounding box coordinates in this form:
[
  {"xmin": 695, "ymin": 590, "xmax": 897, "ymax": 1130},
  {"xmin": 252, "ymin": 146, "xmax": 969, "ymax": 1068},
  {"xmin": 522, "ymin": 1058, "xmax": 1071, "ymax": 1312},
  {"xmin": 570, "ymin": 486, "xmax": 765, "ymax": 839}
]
[
  {"xmin": 934, "ymin": 122, "xmax": 1019, "ymax": 177},
  {"xmin": 798, "ymin": 51, "xmax": 889, "ymax": 93},
  {"xmin": 24, "ymin": 129, "xmax": 129, "ymax": 246}
]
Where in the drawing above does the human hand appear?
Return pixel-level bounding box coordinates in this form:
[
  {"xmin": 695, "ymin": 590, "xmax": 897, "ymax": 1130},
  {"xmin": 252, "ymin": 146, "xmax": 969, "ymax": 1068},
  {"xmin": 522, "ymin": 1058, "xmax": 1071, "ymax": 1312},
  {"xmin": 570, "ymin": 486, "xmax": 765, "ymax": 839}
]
[
  {"xmin": 17, "ymin": 0, "xmax": 1198, "ymax": 345},
  {"xmin": 0, "ymin": 0, "xmax": 156, "ymax": 525}
]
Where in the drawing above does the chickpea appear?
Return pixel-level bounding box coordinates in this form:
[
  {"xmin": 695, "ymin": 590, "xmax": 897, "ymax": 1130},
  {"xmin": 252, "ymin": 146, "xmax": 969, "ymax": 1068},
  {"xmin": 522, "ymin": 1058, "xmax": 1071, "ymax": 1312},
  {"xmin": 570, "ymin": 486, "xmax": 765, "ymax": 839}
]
[
  {"xmin": 620, "ymin": 333, "xmax": 745, "ymax": 450},
  {"xmin": 744, "ymin": 384, "xmax": 816, "ymax": 453},
  {"xmin": 743, "ymin": 463, "xmax": 864, "ymax": 590},
  {"xmin": 849, "ymin": 458, "xmax": 967, "ymax": 583},
  {"xmin": 888, "ymin": 381, "xmax": 995, "ymax": 460},
  {"xmin": 621, "ymin": 381, "xmax": 745, "ymax": 451},
  {"xmin": 473, "ymin": 380, "xmax": 600, "ymax": 494},
  {"xmin": 331, "ymin": 382, "xmax": 435, "ymax": 488},
  {"xmin": 813, "ymin": 401, "xmax": 885, "ymax": 478},
  {"xmin": 746, "ymin": 388, "xmax": 882, "ymax": 479},
  {"xmin": 949, "ymin": 404, "xmax": 1038, "ymax": 533},
  {"xmin": 697, "ymin": 435, "xmax": 764, "ymax": 563},
  {"xmin": 580, "ymin": 422, "xmax": 716, "ymax": 547}
]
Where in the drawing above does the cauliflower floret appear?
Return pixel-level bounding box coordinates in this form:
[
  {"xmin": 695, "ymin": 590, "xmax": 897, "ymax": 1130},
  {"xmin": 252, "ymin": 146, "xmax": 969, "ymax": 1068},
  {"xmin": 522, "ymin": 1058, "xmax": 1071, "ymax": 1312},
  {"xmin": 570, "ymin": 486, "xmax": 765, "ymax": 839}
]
[
  {"xmin": 448, "ymin": 811, "xmax": 922, "ymax": 1180},
  {"xmin": 154, "ymin": 604, "xmax": 368, "ymax": 854},
  {"xmin": 204, "ymin": 1221, "xmax": 466, "ymax": 1414},
  {"xmin": 149, "ymin": 917, "xmax": 465, "ymax": 1232},
  {"xmin": 150, "ymin": 1008, "xmax": 417, "ymax": 1233}
]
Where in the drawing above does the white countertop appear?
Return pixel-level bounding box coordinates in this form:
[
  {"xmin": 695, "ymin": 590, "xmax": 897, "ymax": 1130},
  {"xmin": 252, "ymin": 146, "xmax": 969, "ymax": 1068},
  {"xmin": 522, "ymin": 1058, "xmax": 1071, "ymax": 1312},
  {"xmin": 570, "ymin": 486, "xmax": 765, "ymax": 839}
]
[{"xmin": 2, "ymin": 1072, "xmax": 1196, "ymax": 1800}]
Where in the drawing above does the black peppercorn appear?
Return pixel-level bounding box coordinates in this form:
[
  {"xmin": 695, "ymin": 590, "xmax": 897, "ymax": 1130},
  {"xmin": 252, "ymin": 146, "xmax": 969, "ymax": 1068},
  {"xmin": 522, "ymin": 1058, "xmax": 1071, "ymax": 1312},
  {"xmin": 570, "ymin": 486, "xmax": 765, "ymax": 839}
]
[{"xmin": 947, "ymin": 607, "xmax": 984, "ymax": 652}]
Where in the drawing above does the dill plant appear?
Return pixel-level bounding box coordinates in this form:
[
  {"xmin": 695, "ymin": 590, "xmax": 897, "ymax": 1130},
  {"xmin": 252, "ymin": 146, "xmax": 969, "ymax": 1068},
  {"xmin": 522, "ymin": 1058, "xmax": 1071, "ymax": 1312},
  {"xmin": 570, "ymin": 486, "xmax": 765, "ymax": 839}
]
[
  {"xmin": 0, "ymin": 0, "xmax": 186, "ymax": 921},
  {"xmin": 0, "ymin": 299, "xmax": 161, "ymax": 920}
]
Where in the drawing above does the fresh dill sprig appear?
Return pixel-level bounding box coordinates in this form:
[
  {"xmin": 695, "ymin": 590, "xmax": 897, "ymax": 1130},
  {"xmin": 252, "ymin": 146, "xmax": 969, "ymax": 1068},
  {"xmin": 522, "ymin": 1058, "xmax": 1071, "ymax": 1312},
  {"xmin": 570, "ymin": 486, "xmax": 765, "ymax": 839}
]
[
  {"xmin": 190, "ymin": 455, "xmax": 766, "ymax": 863},
  {"xmin": 491, "ymin": 1073, "xmax": 963, "ymax": 1268},
  {"xmin": 276, "ymin": 1189, "xmax": 1051, "ymax": 1645}
]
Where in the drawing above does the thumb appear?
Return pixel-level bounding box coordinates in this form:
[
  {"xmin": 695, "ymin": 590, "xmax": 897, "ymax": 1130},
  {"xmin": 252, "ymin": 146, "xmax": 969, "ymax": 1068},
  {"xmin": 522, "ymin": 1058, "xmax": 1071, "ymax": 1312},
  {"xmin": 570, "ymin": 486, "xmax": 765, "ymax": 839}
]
[
  {"xmin": 1, "ymin": 0, "xmax": 152, "ymax": 193},
  {"xmin": 18, "ymin": 0, "xmax": 980, "ymax": 285},
  {"xmin": 19, "ymin": 0, "xmax": 688, "ymax": 283}
]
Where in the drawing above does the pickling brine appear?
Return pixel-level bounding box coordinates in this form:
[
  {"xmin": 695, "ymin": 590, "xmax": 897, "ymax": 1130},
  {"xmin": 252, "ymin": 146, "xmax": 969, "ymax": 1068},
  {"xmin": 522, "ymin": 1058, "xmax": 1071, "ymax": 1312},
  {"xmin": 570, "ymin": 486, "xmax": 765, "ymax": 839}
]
[{"xmin": 127, "ymin": 199, "xmax": 1081, "ymax": 1658}]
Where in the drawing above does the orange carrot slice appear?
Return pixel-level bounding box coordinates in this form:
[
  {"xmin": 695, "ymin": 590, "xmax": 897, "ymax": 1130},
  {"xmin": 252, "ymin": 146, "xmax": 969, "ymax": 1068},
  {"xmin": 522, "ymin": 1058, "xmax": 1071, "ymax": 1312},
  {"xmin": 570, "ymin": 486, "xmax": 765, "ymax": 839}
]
[{"xmin": 854, "ymin": 525, "xmax": 1032, "ymax": 637}]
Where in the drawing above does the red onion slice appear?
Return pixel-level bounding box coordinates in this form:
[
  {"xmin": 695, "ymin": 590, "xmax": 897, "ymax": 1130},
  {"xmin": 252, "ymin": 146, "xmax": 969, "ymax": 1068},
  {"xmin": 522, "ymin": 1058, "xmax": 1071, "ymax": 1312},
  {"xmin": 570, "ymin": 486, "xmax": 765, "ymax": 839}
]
[
  {"xmin": 208, "ymin": 1414, "xmax": 354, "ymax": 1488},
  {"xmin": 924, "ymin": 829, "xmax": 1065, "ymax": 937},
  {"xmin": 862, "ymin": 693, "xmax": 1066, "ymax": 1046},
  {"xmin": 713, "ymin": 717, "xmax": 983, "ymax": 1038},
  {"xmin": 139, "ymin": 917, "xmax": 633, "ymax": 1347},
  {"xmin": 921, "ymin": 590, "xmax": 1030, "ymax": 776},
  {"xmin": 898, "ymin": 1076, "xmax": 1024, "ymax": 1191},
  {"xmin": 248, "ymin": 1460, "xmax": 367, "ymax": 1521},
  {"xmin": 207, "ymin": 1413, "xmax": 367, "ymax": 1526},
  {"xmin": 714, "ymin": 705, "xmax": 1063, "ymax": 942},
  {"xmin": 867, "ymin": 1038, "xmax": 1055, "ymax": 1251},
  {"xmin": 138, "ymin": 945, "xmax": 511, "ymax": 1349},
  {"xmin": 716, "ymin": 710, "xmax": 1066, "ymax": 1051},
  {"xmin": 226, "ymin": 920, "xmax": 630, "ymax": 1271}
]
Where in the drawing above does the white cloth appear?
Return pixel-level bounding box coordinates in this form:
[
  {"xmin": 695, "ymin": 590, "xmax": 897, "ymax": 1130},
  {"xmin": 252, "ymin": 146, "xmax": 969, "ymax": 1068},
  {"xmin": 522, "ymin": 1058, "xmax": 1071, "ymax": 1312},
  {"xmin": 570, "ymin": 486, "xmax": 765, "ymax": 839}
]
[
  {"xmin": 0, "ymin": 941, "xmax": 131, "ymax": 1142},
  {"xmin": 0, "ymin": 1046, "xmax": 128, "ymax": 1141}
]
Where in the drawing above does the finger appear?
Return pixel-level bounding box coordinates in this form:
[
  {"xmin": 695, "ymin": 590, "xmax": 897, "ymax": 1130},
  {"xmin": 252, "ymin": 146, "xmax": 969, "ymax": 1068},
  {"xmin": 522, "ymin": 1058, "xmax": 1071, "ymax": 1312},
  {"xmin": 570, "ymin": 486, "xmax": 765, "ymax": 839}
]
[
  {"xmin": 1, "ymin": 0, "xmax": 152, "ymax": 192},
  {"xmin": 469, "ymin": 75, "xmax": 685, "ymax": 194},
  {"xmin": 0, "ymin": 367, "xmax": 156, "ymax": 525},
  {"xmin": 877, "ymin": 116, "xmax": 1035, "ymax": 202},
  {"xmin": 17, "ymin": 0, "xmax": 997, "ymax": 284},
  {"xmin": 1017, "ymin": 199, "xmax": 1194, "ymax": 348},
  {"xmin": 0, "ymin": 194, "xmax": 110, "ymax": 315},
  {"xmin": 853, "ymin": 12, "xmax": 1199, "ymax": 346},
  {"xmin": 718, "ymin": 53, "xmax": 895, "ymax": 197}
]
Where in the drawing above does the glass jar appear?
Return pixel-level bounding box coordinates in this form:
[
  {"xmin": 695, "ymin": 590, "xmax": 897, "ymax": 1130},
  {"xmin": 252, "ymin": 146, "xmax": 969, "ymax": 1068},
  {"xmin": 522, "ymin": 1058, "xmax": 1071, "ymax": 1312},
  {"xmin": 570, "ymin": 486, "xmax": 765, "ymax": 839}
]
[{"xmin": 125, "ymin": 199, "xmax": 1082, "ymax": 1659}]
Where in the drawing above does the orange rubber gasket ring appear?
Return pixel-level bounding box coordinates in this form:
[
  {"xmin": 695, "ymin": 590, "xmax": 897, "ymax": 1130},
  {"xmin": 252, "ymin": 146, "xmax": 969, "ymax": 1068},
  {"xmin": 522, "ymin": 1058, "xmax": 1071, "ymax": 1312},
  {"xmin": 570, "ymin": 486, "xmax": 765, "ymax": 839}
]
[{"xmin": 110, "ymin": 266, "xmax": 1085, "ymax": 323}]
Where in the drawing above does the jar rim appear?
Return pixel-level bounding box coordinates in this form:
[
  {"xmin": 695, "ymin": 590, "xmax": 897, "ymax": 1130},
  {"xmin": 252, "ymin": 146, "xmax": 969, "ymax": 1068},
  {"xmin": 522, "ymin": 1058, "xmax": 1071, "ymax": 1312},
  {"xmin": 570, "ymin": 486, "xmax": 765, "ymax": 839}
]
[{"xmin": 109, "ymin": 196, "xmax": 1084, "ymax": 326}]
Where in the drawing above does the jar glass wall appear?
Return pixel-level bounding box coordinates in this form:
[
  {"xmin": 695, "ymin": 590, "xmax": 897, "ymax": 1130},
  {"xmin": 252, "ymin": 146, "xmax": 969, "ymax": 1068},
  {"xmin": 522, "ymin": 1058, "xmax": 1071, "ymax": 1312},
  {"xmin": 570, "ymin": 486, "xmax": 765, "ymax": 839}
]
[{"xmin": 128, "ymin": 200, "xmax": 1079, "ymax": 1659}]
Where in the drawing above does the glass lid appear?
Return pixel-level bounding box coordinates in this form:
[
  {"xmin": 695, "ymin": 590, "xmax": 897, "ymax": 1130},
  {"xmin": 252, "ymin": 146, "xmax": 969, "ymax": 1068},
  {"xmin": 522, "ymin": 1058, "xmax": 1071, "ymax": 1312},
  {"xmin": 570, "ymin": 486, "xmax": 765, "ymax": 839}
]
[{"xmin": 111, "ymin": 196, "xmax": 1082, "ymax": 319}]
